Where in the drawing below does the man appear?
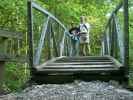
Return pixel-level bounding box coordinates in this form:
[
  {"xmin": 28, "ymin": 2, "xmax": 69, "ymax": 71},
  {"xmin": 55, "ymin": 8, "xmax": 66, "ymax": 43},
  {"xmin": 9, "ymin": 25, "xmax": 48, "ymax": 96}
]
[
  {"xmin": 79, "ymin": 16, "xmax": 91, "ymax": 56},
  {"xmin": 69, "ymin": 27, "xmax": 80, "ymax": 56}
]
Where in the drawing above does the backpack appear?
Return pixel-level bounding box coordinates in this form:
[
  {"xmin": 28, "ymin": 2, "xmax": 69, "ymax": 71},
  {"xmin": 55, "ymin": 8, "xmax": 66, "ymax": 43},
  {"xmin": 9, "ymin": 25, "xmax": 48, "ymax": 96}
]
[
  {"xmin": 79, "ymin": 24, "xmax": 90, "ymax": 43},
  {"xmin": 79, "ymin": 24, "xmax": 88, "ymax": 32}
]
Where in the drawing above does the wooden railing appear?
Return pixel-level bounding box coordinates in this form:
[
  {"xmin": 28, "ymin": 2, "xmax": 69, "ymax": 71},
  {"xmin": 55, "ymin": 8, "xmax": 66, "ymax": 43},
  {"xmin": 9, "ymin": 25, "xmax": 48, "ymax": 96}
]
[
  {"xmin": 27, "ymin": 1, "xmax": 72, "ymax": 69},
  {"xmin": 0, "ymin": 29, "xmax": 23, "ymax": 62}
]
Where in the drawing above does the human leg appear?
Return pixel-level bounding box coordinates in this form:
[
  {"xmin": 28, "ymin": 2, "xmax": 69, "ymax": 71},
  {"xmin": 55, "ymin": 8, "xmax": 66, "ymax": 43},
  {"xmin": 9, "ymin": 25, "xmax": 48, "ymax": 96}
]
[
  {"xmin": 71, "ymin": 40, "xmax": 77, "ymax": 56},
  {"xmin": 85, "ymin": 43, "xmax": 90, "ymax": 56},
  {"xmin": 79, "ymin": 44, "xmax": 84, "ymax": 56}
]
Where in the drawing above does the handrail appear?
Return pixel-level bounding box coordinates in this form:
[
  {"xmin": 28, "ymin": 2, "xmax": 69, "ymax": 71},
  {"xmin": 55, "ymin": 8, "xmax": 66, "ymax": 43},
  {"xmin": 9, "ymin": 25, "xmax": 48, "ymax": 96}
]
[
  {"xmin": 101, "ymin": 2, "xmax": 123, "ymax": 57},
  {"xmin": 0, "ymin": 29, "xmax": 23, "ymax": 61},
  {"xmin": 27, "ymin": 1, "xmax": 72, "ymax": 67},
  {"xmin": 101, "ymin": 0, "xmax": 129, "ymax": 73},
  {"xmin": 101, "ymin": 1, "xmax": 123, "ymax": 61},
  {"xmin": 0, "ymin": 29, "xmax": 22, "ymax": 39},
  {"xmin": 31, "ymin": 1, "xmax": 68, "ymax": 31},
  {"xmin": 104, "ymin": 2, "xmax": 123, "ymax": 32},
  {"xmin": 113, "ymin": 14, "xmax": 125, "ymax": 64}
]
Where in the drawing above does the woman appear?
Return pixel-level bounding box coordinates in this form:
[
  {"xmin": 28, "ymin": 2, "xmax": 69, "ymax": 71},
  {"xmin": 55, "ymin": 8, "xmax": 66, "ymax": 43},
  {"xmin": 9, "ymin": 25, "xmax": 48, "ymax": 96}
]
[{"xmin": 79, "ymin": 16, "xmax": 91, "ymax": 56}]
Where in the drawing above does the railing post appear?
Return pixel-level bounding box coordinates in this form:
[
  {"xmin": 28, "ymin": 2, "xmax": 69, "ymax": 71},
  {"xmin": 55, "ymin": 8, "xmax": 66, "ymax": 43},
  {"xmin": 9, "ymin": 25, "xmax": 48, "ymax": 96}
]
[
  {"xmin": 47, "ymin": 23, "xmax": 51, "ymax": 59},
  {"xmin": 113, "ymin": 16, "xmax": 118, "ymax": 59},
  {"xmin": 101, "ymin": 40, "xmax": 105, "ymax": 56},
  {"xmin": 110, "ymin": 18, "xmax": 115, "ymax": 57},
  {"xmin": 114, "ymin": 15, "xmax": 125, "ymax": 63},
  {"xmin": 123, "ymin": 0, "xmax": 129, "ymax": 80},
  {"xmin": 27, "ymin": 1, "xmax": 35, "ymax": 72},
  {"xmin": 106, "ymin": 30, "xmax": 110, "ymax": 55},
  {"xmin": 51, "ymin": 23, "xmax": 59, "ymax": 57},
  {"xmin": 60, "ymin": 32, "xmax": 65, "ymax": 56},
  {"xmin": 104, "ymin": 34, "xmax": 108, "ymax": 55}
]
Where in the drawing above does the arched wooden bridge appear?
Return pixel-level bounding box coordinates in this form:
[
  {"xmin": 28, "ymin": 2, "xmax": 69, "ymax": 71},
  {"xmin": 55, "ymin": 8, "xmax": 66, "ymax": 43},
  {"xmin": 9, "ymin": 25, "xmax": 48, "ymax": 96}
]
[{"xmin": 0, "ymin": 0, "xmax": 129, "ymax": 84}]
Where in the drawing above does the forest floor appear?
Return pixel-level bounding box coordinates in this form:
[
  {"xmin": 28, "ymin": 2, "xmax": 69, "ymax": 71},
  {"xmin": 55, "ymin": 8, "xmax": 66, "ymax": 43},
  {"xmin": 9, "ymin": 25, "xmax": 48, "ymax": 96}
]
[{"xmin": 0, "ymin": 80, "xmax": 133, "ymax": 100}]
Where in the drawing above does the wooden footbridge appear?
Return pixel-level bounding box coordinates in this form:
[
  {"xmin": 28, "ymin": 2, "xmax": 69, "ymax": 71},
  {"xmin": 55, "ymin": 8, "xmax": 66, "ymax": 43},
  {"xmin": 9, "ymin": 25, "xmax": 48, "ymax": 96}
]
[{"xmin": 0, "ymin": 0, "xmax": 129, "ymax": 84}]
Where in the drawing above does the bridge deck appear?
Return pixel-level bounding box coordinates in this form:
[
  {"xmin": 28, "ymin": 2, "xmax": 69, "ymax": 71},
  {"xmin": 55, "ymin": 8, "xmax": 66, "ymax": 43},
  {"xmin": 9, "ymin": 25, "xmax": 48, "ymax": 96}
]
[{"xmin": 36, "ymin": 56, "xmax": 123, "ymax": 74}]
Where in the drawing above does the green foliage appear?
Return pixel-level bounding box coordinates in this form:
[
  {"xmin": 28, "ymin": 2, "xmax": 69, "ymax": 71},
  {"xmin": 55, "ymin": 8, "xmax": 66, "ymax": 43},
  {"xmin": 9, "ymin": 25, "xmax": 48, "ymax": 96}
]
[
  {"xmin": 0, "ymin": 0, "xmax": 29, "ymax": 92},
  {"xmin": 0, "ymin": 63, "xmax": 30, "ymax": 92}
]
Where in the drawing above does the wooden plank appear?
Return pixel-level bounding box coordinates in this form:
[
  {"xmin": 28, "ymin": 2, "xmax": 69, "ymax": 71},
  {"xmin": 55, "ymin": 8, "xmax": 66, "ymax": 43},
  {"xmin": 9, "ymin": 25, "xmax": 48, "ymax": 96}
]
[
  {"xmin": 39, "ymin": 64, "xmax": 115, "ymax": 69},
  {"xmin": 55, "ymin": 56, "xmax": 111, "ymax": 60},
  {"xmin": 35, "ymin": 56, "xmax": 67, "ymax": 69},
  {"xmin": 53, "ymin": 56, "xmax": 112, "ymax": 62},
  {"xmin": 37, "ymin": 67, "xmax": 119, "ymax": 72},
  {"xmin": 55, "ymin": 58, "xmax": 111, "ymax": 62},
  {"xmin": 55, "ymin": 60, "xmax": 112, "ymax": 63},
  {"xmin": 106, "ymin": 55, "xmax": 123, "ymax": 68},
  {"xmin": 0, "ymin": 30, "xmax": 22, "ymax": 39},
  {"xmin": 48, "ymin": 62, "xmax": 113, "ymax": 65},
  {"xmin": 53, "ymin": 59, "xmax": 112, "ymax": 63}
]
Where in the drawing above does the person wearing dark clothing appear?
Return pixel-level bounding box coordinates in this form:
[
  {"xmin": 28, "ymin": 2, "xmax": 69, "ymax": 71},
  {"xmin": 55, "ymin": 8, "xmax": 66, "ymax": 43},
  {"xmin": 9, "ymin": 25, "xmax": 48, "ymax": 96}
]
[{"xmin": 69, "ymin": 27, "xmax": 80, "ymax": 56}]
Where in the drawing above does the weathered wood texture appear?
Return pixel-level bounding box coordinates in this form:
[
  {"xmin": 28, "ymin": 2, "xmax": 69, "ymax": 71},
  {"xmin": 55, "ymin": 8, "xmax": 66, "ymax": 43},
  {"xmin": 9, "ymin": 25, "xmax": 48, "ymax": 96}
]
[
  {"xmin": 36, "ymin": 56, "xmax": 122, "ymax": 73},
  {"xmin": 0, "ymin": 61, "xmax": 5, "ymax": 81},
  {"xmin": 27, "ymin": 1, "xmax": 35, "ymax": 74},
  {"xmin": 123, "ymin": 0, "xmax": 129, "ymax": 83},
  {"xmin": 0, "ymin": 29, "xmax": 23, "ymax": 62},
  {"xmin": 0, "ymin": 30, "xmax": 22, "ymax": 39}
]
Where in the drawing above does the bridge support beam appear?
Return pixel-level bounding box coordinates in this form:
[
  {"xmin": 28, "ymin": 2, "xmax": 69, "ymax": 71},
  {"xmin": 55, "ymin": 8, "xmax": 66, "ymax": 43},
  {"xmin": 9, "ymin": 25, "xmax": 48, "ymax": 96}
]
[
  {"xmin": 123, "ymin": 0, "xmax": 129, "ymax": 84},
  {"xmin": 27, "ymin": 1, "xmax": 36, "ymax": 76}
]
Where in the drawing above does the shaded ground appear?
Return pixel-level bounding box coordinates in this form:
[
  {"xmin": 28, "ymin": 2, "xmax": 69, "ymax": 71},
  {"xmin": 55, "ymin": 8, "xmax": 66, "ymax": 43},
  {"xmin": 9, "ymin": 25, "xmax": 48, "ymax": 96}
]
[{"xmin": 0, "ymin": 81, "xmax": 133, "ymax": 100}]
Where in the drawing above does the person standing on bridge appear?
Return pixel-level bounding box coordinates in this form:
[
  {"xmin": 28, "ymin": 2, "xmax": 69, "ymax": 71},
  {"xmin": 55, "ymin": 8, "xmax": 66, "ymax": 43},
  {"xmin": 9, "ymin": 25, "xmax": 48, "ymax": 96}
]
[
  {"xmin": 69, "ymin": 24, "xmax": 80, "ymax": 56},
  {"xmin": 79, "ymin": 16, "xmax": 91, "ymax": 56}
]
